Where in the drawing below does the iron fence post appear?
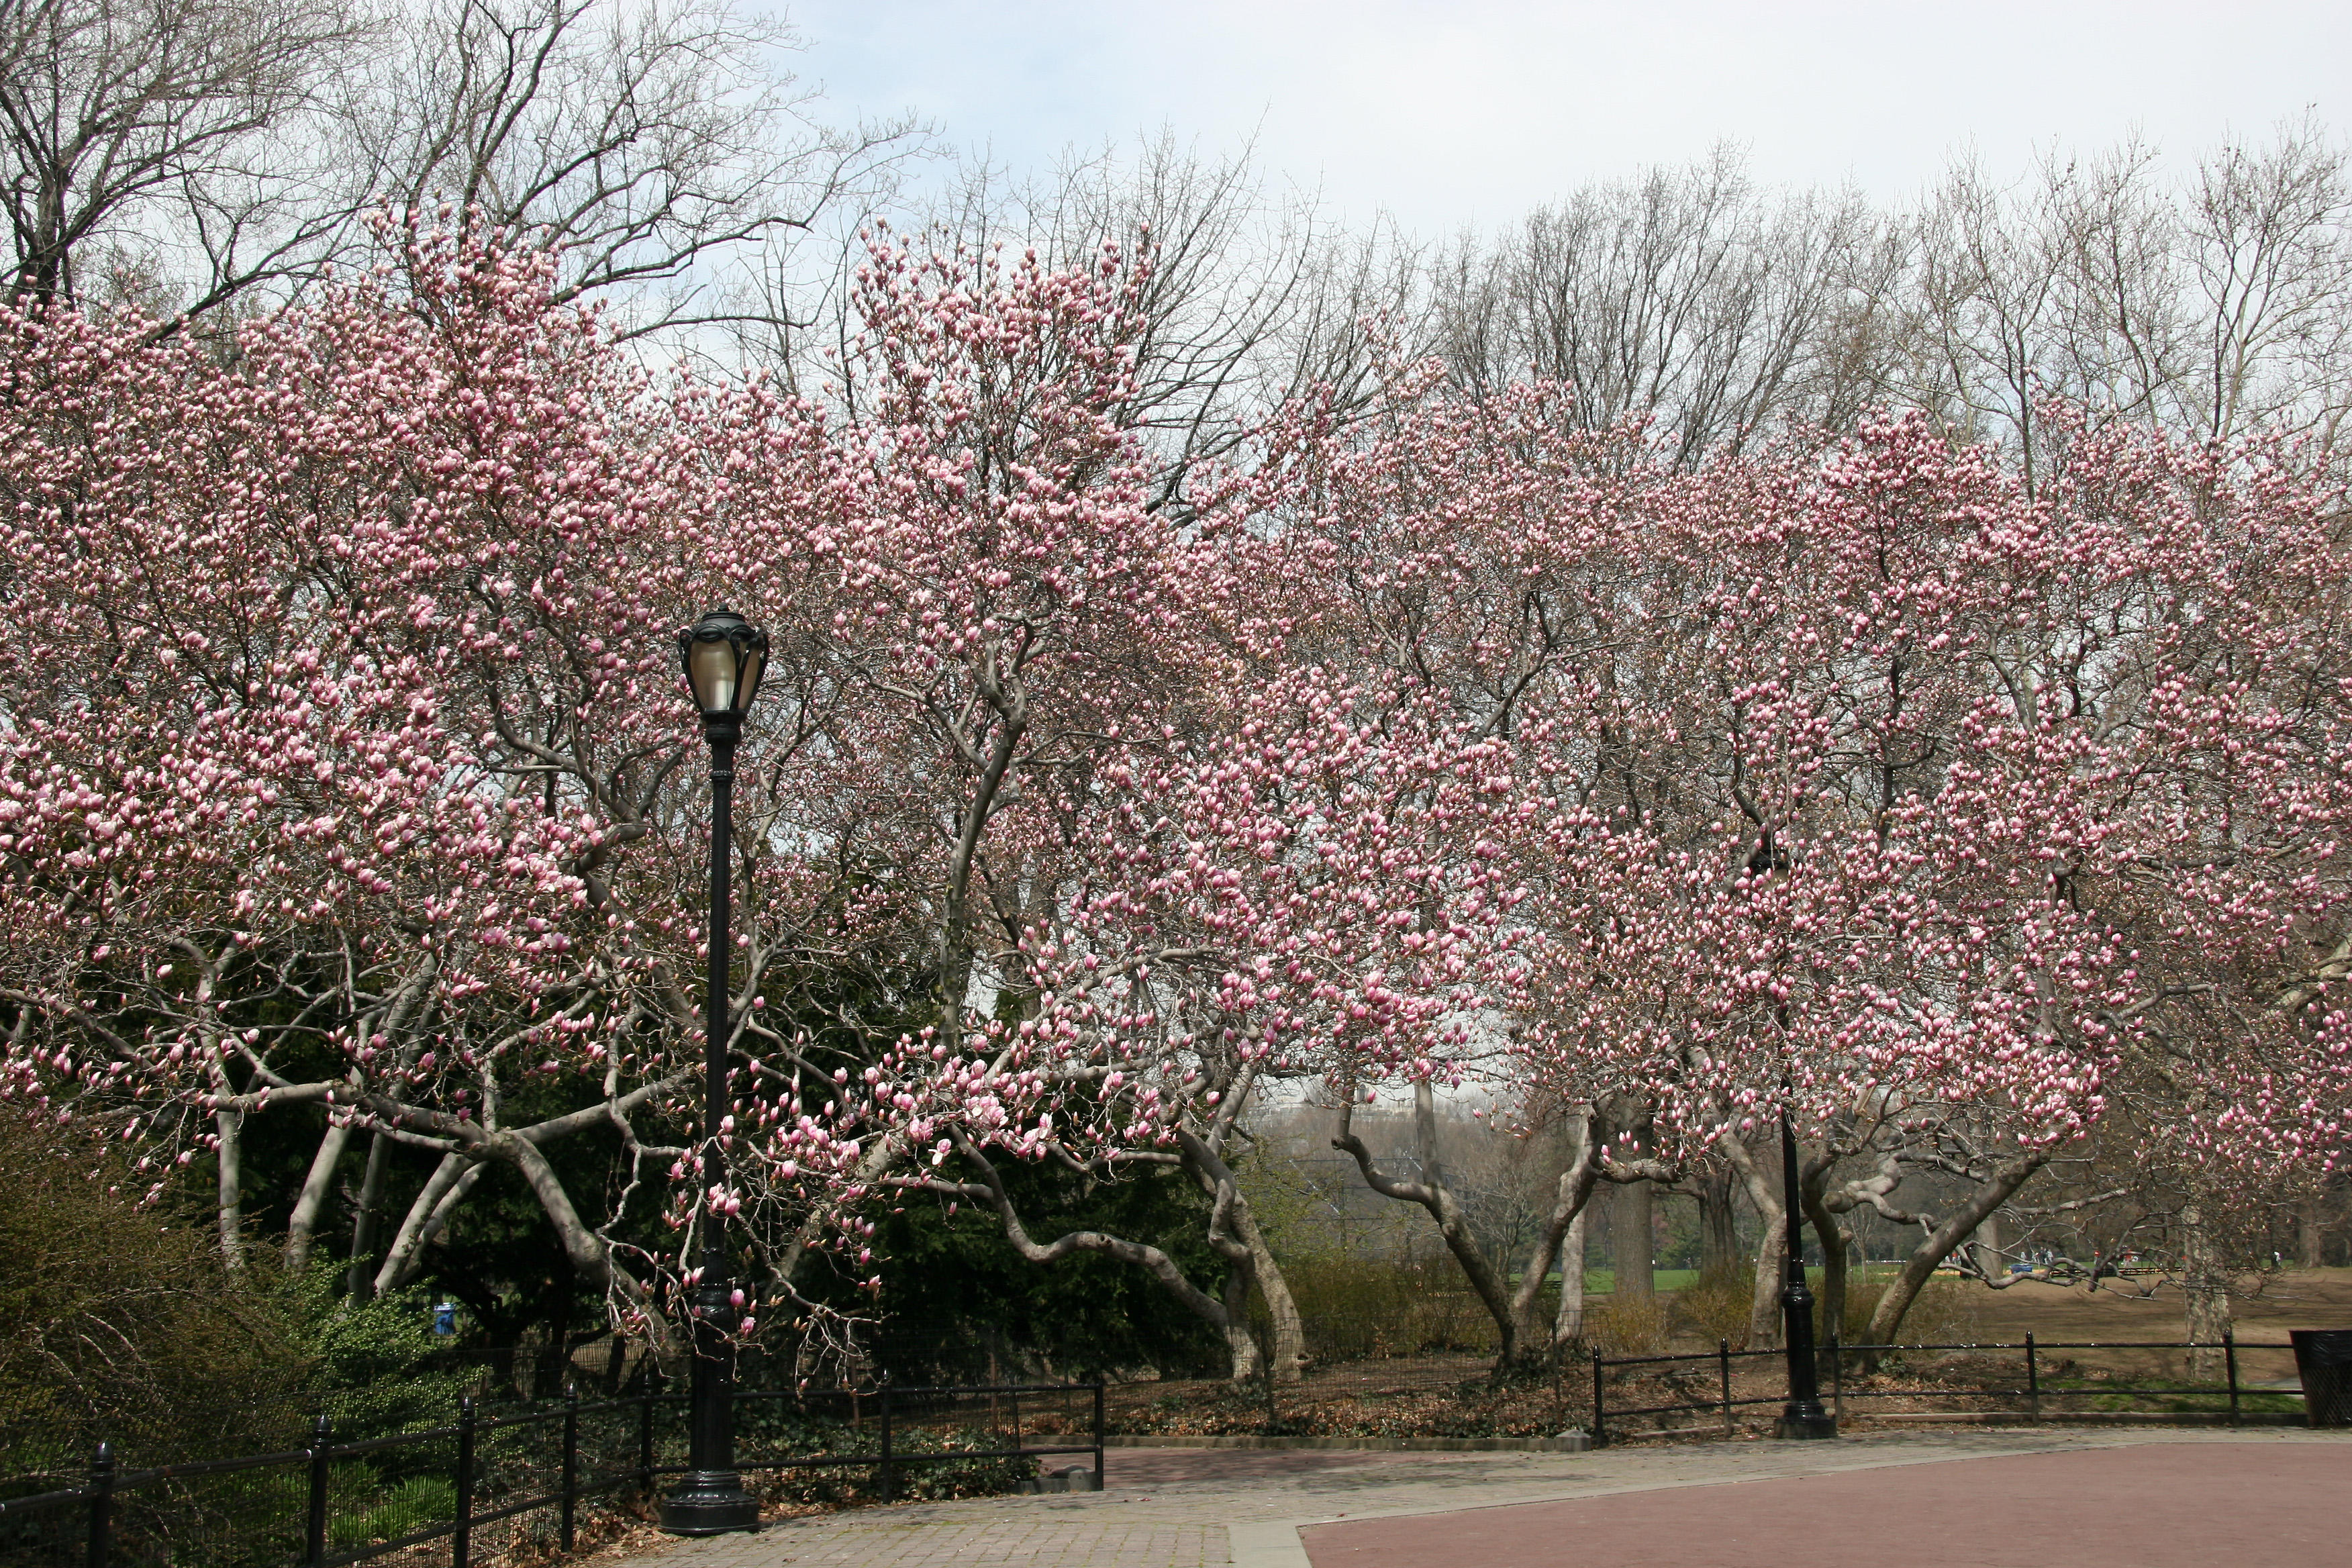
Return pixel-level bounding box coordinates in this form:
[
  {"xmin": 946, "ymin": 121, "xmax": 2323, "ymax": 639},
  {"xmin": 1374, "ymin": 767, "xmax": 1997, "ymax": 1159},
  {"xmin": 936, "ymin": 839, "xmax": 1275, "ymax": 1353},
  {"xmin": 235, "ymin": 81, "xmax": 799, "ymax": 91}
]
[
  {"xmin": 85, "ymin": 1442, "xmax": 113, "ymax": 1568},
  {"xmin": 1590, "ymin": 1349, "xmax": 1606, "ymax": 1448},
  {"xmin": 638, "ymin": 1373, "xmax": 656, "ymax": 1500},
  {"xmin": 2025, "ymin": 1332, "xmax": 2040, "ymax": 1420},
  {"xmin": 561, "ymin": 1384, "xmax": 580, "ymax": 1551},
  {"xmin": 305, "ymin": 1415, "xmax": 332, "ymax": 1568},
  {"xmin": 2224, "ymin": 1332, "xmax": 2240, "ymax": 1426},
  {"xmin": 877, "ymin": 1385, "xmax": 894, "ymax": 1504},
  {"xmin": 1718, "ymin": 1340, "xmax": 1732, "ymax": 1435},
  {"xmin": 1092, "ymin": 1378, "xmax": 1106, "ymax": 1489},
  {"xmin": 454, "ymin": 1395, "xmax": 476, "ymax": 1568}
]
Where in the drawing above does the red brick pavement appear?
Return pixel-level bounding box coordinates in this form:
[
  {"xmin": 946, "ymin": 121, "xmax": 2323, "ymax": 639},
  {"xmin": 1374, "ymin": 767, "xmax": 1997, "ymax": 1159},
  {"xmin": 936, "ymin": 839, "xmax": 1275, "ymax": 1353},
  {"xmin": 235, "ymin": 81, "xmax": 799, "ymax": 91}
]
[{"xmin": 1299, "ymin": 1443, "xmax": 2345, "ymax": 1568}]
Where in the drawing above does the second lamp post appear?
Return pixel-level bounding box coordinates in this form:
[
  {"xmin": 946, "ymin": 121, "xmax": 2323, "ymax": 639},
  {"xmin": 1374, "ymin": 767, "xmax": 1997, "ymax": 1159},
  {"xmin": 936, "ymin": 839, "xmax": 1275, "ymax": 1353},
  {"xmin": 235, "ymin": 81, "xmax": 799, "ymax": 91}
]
[
  {"xmin": 658, "ymin": 607, "xmax": 769, "ymax": 1536},
  {"xmin": 1775, "ymin": 1095, "xmax": 1839, "ymax": 1440}
]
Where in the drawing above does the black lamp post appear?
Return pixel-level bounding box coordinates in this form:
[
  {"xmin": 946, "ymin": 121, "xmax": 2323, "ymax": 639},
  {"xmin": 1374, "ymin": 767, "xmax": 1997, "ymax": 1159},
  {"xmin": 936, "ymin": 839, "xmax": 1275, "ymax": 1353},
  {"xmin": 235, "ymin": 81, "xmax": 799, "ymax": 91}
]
[
  {"xmin": 1774, "ymin": 1094, "xmax": 1839, "ymax": 1440},
  {"xmin": 658, "ymin": 607, "xmax": 768, "ymax": 1536}
]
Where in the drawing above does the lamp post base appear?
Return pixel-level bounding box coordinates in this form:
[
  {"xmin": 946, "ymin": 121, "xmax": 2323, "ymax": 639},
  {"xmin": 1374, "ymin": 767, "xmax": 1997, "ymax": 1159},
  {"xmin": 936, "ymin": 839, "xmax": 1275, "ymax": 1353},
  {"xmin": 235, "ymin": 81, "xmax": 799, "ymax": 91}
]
[
  {"xmin": 1773, "ymin": 1402, "xmax": 1840, "ymax": 1440},
  {"xmin": 658, "ymin": 1472, "xmax": 761, "ymax": 1536}
]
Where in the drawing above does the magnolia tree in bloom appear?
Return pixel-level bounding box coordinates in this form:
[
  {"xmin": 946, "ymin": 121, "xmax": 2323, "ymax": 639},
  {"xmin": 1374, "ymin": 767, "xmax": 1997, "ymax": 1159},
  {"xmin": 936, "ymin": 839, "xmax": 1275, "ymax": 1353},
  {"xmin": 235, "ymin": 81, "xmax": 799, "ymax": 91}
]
[
  {"xmin": 1173, "ymin": 380, "xmax": 1700, "ymax": 1369},
  {"xmin": 0, "ymin": 226, "xmax": 1524, "ymax": 1375},
  {"xmin": 5, "ymin": 217, "xmax": 2349, "ymax": 1377},
  {"xmin": 1490, "ymin": 407, "xmax": 2352, "ymax": 1351},
  {"xmin": 706, "ymin": 236, "xmax": 1530, "ymax": 1379},
  {"xmin": 0, "ymin": 226, "xmax": 915, "ymax": 1340},
  {"xmin": 1214, "ymin": 374, "xmax": 2352, "ymax": 1361}
]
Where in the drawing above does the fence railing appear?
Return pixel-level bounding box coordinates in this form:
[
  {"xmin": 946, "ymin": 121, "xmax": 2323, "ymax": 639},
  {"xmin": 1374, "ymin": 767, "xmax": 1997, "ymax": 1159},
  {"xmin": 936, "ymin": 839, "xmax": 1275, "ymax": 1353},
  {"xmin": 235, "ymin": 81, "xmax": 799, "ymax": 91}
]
[
  {"xmin": 1587, "ymin": 1340, "xmax": 1787, "ymax": 1444},
  {"xmin": 0, "ymin": 1379, "xmax": 1106, "ymax": 1568},
  {"xmin": 726, "ymin": 1381, "xmax": 1104, "ymax": 1504},
  {"xmin": 1588, "ymin": 1334, "xmax": 2298, "ymax": 1444}
]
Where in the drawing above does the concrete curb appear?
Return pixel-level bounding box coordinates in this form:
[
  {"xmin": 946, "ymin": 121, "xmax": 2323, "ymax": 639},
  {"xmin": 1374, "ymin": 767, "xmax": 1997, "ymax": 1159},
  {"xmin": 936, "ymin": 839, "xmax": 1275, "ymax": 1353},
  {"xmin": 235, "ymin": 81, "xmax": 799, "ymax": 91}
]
[
  {"xmin": 1106, "ymin": 1412, "xmax": 2308, "ymax": 1452},
  {"xmin": 1845, "ymin": 1410, "xmax": 2308, "ymax": 1428},
  {"xmin": 1226, "ymin": 1520, "xmax": 1316, "ymax": 1568},
  {"xmin": 1101, "ymin": 1433, "xmax": 1593, "ymax": 1453}
]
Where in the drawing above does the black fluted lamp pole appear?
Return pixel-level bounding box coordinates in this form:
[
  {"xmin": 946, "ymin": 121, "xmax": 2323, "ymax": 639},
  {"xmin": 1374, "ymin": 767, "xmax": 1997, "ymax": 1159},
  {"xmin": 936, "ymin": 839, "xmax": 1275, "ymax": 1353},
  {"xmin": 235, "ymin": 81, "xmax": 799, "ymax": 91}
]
[
  {"xmin": 1774, "ymin": 1091, "xmax": 1838, "ymax": 1440},
  {"xmin": 658, "ymin": 608, "xmax": 768, "ymax": 1536}
]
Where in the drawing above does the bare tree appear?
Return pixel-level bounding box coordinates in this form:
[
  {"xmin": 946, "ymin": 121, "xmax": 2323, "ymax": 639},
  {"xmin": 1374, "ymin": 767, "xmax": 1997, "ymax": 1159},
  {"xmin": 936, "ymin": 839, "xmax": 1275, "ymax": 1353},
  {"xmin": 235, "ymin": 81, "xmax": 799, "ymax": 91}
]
[
  {"xmin": 1428, "ymin": 145, "xmax": 1885, "ymax": 464},
  {"xmin": 758, "ymin": 134, "xmax": 1426, "ymax": 506},
  {"xmin": 0, "ymin": 0, "xmax": 362, "ymax": 310},
  {"xmin": 2179, "ymin": 123, "xmax": 2352, "ymax": 446},
  {"xmin": 1883, "ymin": 124, "xmax": 2352, "ymax": 486},
  {"xmin": 342, "ymin": 0, "xmax": 910, "ymax": 338},
  {"xmin": 0, "ymin": 0, "xmax": 904, "ymax": 332}
]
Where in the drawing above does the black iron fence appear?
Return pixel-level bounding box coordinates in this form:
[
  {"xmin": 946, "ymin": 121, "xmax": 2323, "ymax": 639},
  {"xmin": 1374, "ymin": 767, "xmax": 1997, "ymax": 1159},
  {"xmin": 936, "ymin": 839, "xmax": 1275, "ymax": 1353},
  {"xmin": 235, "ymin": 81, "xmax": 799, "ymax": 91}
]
[
  {"xmin": 0, "ymin": 1379, "xmax": 1105, "ymax": 1568},
  {"xmin": 1587, "ymin": 1341, "xmax": 1786, "ymax": 1442},
  {"xmin": 728, "ymin": 1381, "xmax": 1103, "ymax": 1504},
  {"xmin": 1588, "ymin": 1334, "xmax": 2306, "ymax": 1444}
]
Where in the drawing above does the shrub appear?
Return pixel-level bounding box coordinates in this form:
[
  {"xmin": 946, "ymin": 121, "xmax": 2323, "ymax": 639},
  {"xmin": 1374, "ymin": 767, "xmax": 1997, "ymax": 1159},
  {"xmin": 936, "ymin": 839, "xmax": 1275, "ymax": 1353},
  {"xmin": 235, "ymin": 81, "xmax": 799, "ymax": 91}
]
[
  {"xmin": 329, "ymin": 1476, "xmax": 456, "ymax": 1550},
  {"xmin": 1820, "ymin": 1272, "xmax": 1979, "ymax": 1358},
  {"xmin": 1279, "ymin": 1255, "xmax": 1499, "ymax": 1362},
  {"xmin": 0, "ymin": 1120, "xmax": 307, "ymax": 1475},
  {"xmin": 295, "ymin": 1271, "xmax": 475, "ymax": 1441},
  {"xmin": 1669, "ymin": 1269, "xmax": 1757, "ymax": 1348},
  {"xmin": 1579, "ymin": 1296, "xmax": 1668, "ymax": 1357}
]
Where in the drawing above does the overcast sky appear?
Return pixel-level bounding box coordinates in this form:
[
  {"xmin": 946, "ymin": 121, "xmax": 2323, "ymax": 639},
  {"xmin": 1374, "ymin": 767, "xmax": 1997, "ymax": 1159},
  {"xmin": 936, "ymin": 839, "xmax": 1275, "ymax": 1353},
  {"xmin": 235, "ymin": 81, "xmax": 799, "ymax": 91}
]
[{"xmin": 780, "ymin": 0, "xmax": 2352, "ymax": 236}]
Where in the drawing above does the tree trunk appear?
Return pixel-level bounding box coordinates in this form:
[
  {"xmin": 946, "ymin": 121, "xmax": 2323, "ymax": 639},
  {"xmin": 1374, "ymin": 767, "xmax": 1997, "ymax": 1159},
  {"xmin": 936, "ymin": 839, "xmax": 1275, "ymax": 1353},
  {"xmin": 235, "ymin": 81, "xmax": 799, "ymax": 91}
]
[
  {"xmin": 1802, "ymin": 1181, "xmax": 1847, "ymax": 1345},
  {"xmin": 1971, "ymin": 1210, "xmax": 2004, "ymax": 1281},
  {"xmin": 215, "ymin": 1104, "xmax": 245, "ymax": 1272},
  {"xmin": 1716, "ymin": 1133, "xmax": 1783, "ymax": 1349},
  {"xmin": 1233, "ymin": 1199, "xmax": 1306, "ymax": 1382},
  {"xmin": 1555, "ymin": 1207, "xmax": 1589, "ymax": 1346},
  {"xmin": 951, "ymin": 1132, "xmax": 1261, "ymax": 1381},
  {"xmin": 1864, "ymin": 1150, "xmax": 2049, "ymax": 1357},
  {"xmin": 1747, "ymin": 1210, "xmax": 1786, "ymax": 1349},
  {"xmin": 2180, "ymin": 1198, "xmax": 2233, "ymax": 1379},
  {"xmin": 1222, "ymin": 1263, "xmax": 1263, "ymax": 1383},
  {"xmin": 345, "ymin": 1132, "xmax": 392, "ymax": 1300},
  {"xmin": 1332, "ymin": 1086, "xmax": 1520, "ymax": 1369},
  {"xmin": 1173, "ymin": 1121, "xmax": 1295, "ymax": 1381},
  {"xmin": 1335, "ymin": 1095, "xmax": 1623, "ymax": 1375},
  {"xmin": 2300, "ymin": 1194, "xmax": 2324, "ymax": 1270},
  {"xmin": 1697, "ymin": 1164, "xmax": 1741, "ymax": 1280},
  {"xmin": 1405, "ymin": 1080, "xmax": 1518, "ymax": 1359},
  {"xmin": 1612, "ymin": 1175, "xmax": 1655, "ymax": 1302},
  {"xmin": 286, "ymin": 1118, "xmax": 354, "ymax": 1275},
  {"xmin": 373, "ymin": 1150, "xmax": 485, "ymax": 1297},
  {"xmin": 1608, "ymin": 1111, "xmax": 1656, "ymax": 1301},
  {"xmin": 1504, "ymin": 1111, "xmax": 1602, "ymax": 1366}
]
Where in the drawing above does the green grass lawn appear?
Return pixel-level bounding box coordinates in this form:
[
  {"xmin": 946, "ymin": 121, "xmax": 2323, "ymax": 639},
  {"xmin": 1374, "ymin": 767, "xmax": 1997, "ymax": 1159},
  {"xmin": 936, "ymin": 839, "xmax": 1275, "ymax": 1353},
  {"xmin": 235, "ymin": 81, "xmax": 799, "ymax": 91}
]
[
  {"xmin": 2040, "ymin": 1377, "xmax": 2306, "ymax": 1416},
  {"xmin": 1565, "ymin": 1265, "xmax": 1909, "ymax": 1294},
  {"xmin": 1578, "ymin": 1268, "xmax": 1700, "ymax": 1294}
]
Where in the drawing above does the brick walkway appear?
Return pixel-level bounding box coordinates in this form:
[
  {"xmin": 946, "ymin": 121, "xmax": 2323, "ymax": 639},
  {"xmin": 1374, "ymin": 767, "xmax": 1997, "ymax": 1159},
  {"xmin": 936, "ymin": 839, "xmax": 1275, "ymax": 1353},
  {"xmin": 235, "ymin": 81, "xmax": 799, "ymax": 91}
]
[
  {"xmin": 616, "ymin": 1430, "xmax": 2350, "ymax": 1568},
  {"xmin": 1300, "ymin": 1440, "xmax": 2346, "ymax": 1568}
]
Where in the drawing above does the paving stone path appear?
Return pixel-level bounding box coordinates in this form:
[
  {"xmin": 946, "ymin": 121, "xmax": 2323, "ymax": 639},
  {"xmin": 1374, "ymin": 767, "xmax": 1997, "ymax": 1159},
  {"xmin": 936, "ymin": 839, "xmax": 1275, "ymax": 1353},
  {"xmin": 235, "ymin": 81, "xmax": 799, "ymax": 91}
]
[{"xmin": 618, "ymin": 1429, "xmax": 2349, "ymax": 1568}]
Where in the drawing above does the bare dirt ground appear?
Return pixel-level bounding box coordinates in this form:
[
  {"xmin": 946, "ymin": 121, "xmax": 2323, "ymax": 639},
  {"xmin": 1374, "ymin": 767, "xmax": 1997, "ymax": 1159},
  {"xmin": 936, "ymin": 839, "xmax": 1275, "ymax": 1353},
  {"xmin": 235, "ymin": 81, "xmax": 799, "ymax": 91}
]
[
  {"xmin": 1961, "ymin": 1264, "xmax": 2352, "ymax": 1385},
  {"xmin": 1079, "ymin": 1269, "xmax": 2352, "ymax": 1440}
]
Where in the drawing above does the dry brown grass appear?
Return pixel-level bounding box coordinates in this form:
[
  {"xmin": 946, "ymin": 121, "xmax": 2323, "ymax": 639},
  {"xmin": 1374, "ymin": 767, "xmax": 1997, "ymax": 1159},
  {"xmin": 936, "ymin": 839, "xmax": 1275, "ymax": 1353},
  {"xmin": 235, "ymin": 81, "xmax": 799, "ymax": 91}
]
[
  {"xmin": 1668, "ymin": 1272, "xmax": 1755, "ymax": 1348},
  {"xmin": 1580, "ymin": 1296, "xmax": 1669, "ymax": 1357}
]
